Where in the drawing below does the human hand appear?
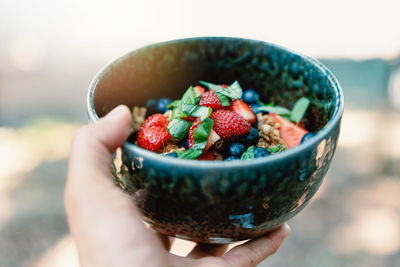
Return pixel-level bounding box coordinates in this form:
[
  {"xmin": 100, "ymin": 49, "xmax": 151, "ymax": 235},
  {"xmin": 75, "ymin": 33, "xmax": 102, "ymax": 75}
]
[{"xmin": 65, "ymin": 105, "xmax": 290, "ymax": 267}]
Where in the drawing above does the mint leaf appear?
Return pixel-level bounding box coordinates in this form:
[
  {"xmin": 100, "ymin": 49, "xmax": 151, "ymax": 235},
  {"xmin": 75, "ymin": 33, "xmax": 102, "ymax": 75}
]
[
  {"xmin": 169, "ymin": 100, "xmax": 187, "ymax": 120},
  {"xmin": 193, "ymin": 118, "xmax": 213, "ymax": 144},
  {"xmin": 191, "ymin": 106, "xmax": 212, "ymax": 121},
  {"xmin": 178, "ymin": 148, "xmax": 203, "ymax": 159},
  {"xmin": 167, "ymin": 99, "xmax": 181, "ymax": 109},
  {"xmin": 182, "ymin": 104, "xmax": 211, "ymax": 120},
  {"xmin": 182, "ymin": 103, "xmax": 198, "ymax": 115},
  {"xmin": 182, "ymin": 86, "xmax": 200, "ymax": 105},
  {"xmin": 199, "ymin": 81, "xmax": 224, "ymax": 91},
  {"xmin": 241, "ymin": 146, "xmax": 255, "ymax": 160},
  {"xmin": 267, "ymin": 144, "xmax": 283, "ymax": 153},
  {"xmin": 167, "ymin": 119, "xmax": 192, "ymax": 140},
  {"xmin": 256, "ymin": 105, "xmax": 292, "ymax": 116},
  {"xmin": 290, "ymin": 97, "xmax": 310, "ymax": 124},
  {"xmin": 216, "ymin": 92, "xmax": 230, "ymax": 106},
  {"xmin": 175, "ymin": 150, "xmax": 184, "ymax": 156},
  {"xmin": 199, "ymin": 80, "xmax": 243, "ymax": 100},
  {"xmin": 222, "ymin": 80, "xmax": 243, "ymax": 99}
]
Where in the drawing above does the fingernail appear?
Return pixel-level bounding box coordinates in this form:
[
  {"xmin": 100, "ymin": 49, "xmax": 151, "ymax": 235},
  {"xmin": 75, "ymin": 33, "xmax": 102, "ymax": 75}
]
[{"xmin": 105, "ymin": 105, "xmax": 129, "ymax": 119}]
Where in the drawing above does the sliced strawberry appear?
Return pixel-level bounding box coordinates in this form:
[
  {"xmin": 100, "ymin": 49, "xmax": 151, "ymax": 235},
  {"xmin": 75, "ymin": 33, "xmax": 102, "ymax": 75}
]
[
  {"xmin": 188, "ymin": 118, "xmax": 202, "ymax": 148},
  {"xmin": 229, "ymin": 99, "xmax": 256, "ymax": 124},
  {"xmin": 209, "ymin": 109, "xmax": 251, "ymax": 139},
  {"xmin": 198, "ymin": 91, "xmax": 223, "ymax": 110},
  {"xmin": 137, "ymin": 125, "xmax": 171, "ymax": 152},
  {"xmin": 188, "ymin": 118, "xmax": 221, "ymax": 152},
  {"xmin": 182, "ymin": 116, "xmax": 197, "ymax": 122},
  {"xmin": 270, "ymin": 113, "xmax": 308, "ymax": 149},
  {"xmin": 205, "ymin": 130, "xmax": 220, "ymax": 151},
  {"xmin": 219, "ymin": 84, "xmax": 228, "ymax": 88},
  {"xmin": 197, "ymin": 150, "xmax": 215, "ymax": 160},
  {"xmin": 141, "ymin": 113, "xmax": 169, "ymax": 129},
  {"xmin": 194, "ymin": 85, "xmax": 205, "ymax": 95}
]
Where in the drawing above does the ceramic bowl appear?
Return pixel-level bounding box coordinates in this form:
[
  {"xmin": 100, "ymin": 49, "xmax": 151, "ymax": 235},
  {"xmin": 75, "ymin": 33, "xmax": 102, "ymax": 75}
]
[{"xmin": 87, "ymin": 37, "xmax": 343, "ymax": 244}]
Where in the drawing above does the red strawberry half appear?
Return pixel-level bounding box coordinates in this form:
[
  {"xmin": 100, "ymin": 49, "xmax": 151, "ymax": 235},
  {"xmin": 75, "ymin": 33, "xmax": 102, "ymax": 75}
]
[
  {"xmin": 197, "ymin": 150, "xmax": 215, "ymax": 160},
  {"xmin": 194, "ymin": 85, "xmax": 205, "ymax": 95},
  {"xmin": 137, "ymin": 113, "xmax": 171, "ymax": 152},
  {"xmin": 209, "ymin": 109, "xmax": 251, "ymax": 139},
  {"xmin": 229, "ymin": 99, "xmax": 256, "ymax": 124},
  {"xmin": 188, "ymin": 118, "xmax": 221, "ymax": 152},
  {"xmin": 198, "ymin": 91, "xmax": 223, "ymax": 110},
  {"xmin": 270, "ymin": 113, "xmax": 308, "ymax": 148},
  {"xmin": 141, "ymin": 113, "xmax": 169, "ymax": 129},
  {"xmin": 137, "ymin": 125, "xmax": 171, "ymax": 152}
]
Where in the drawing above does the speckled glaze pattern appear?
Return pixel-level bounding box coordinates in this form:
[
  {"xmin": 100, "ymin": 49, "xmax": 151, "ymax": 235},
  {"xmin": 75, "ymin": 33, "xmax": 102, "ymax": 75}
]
[{"xmin": 87, "ymin": 37, "xmax": 344, "ymax": 243}]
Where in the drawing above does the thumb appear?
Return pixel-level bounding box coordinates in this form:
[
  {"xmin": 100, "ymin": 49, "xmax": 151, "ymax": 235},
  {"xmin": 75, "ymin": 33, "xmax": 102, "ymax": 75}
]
[{"xmin": 70, "ymin": 105, "xmax": 132, "ymax": 176}]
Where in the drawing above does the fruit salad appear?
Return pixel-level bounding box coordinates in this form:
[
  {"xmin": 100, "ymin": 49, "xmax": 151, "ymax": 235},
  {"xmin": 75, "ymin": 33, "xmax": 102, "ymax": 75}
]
[{"xmin": 130, "ymin": 81, "xmax": 314, "ymax": 161}]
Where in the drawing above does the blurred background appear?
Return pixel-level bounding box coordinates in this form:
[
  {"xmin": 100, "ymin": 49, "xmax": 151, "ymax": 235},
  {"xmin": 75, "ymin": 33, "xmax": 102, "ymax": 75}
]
[{"xmin": 1, "ymin": 0, "xmax": 399, "ymax": 266}]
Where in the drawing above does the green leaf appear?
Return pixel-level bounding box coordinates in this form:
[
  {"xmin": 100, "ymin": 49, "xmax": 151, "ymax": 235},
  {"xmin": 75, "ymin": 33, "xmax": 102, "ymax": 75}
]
[
  {"xmin": 199, "ymin": 80, "xmax": 243, "ymax": 100},
  {"xmin": 193, "ymin": 118, "xmax": 213, "ymax": 144},
  {"xmin": 175, "ymin": 150, "xmax": 184, "ymax": 156},
  {"xmin": 169, "ymin": 100, "xmax": 187, "ymax": 120},
  {"xmin": 182, "ymin": 104, "xmax": 212, "ymax": 120},
  {"xmin": 167, "ymin": 99, "xmax": 181, "ymax": 109},
  {"xmin": 167, "ymin": 119, "xmax": 192, "ymax": 140},
  {"xmin": 199, "ymin": 81, "xmax": 224, "ymax": 91},
  {"xmin": 290, "ymin": 97, "xmax": 310, "ymax": 124},
  {"xmin": 241, "ymin": 145, "xmax": 255, "ymax": 160},
  {"xmin": 223, "ymin": 80, "xmax": 243, "ymax": 99},
  {"xmin": 182, "ymin": 103, "xmax": 198, "ymax": 115},
  {"xmin": 256, "ymin": 105, "xmax": 292, "ymax": 116},
  {"xmin": 182, "ymin": 86, "xmax": 200, "ymax": 105},
  {"xmin": 267, "ymin": 144, "xmax": 282, "ymax": 153},
  {"xmin": 178, "ymin": 148, "xmax": 203, "ymax": 159},
  {"xmin": 191, "ymin": 106, "xmax": 212, "ymax": 120},
  {"xmin": 216, "ymin": 92, "xmax": 230, "ymax": 106}
]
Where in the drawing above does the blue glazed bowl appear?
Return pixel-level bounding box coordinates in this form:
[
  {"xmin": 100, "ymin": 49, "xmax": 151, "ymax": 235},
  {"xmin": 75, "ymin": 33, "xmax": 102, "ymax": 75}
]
[{"xmin": 87, "ymin": 37, "xmax": 343, "ymax": 244}]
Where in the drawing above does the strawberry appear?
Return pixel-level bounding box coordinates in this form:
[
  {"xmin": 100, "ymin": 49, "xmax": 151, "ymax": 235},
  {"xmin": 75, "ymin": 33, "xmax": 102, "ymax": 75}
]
[
  {"xmin": 219, "ymin": 84, "xmax": 228, "ymax": 88},
  {"xmin": 141, "ymin": 113, "xmax": 169, "ymax": 129},
  {"xmin": 182, "ymin": 116, "xmax": 197, "ymax": 122},
  {"xmin": 209, "ymin": 109, "xmax": 251, "ymax": 139},
  {"xmin": 194, "ymin": 85, "xmax": 205, "ymax": 95},
  {"xmin": 197, "ymin": 150, "xmax": 215, "ymax": 160},
  {"xmin": 137, "ymin": 125, "xmax": 171, "ymax": 152},
  {"xmin": 188, "ymin": 118, "xmax": 221, "ymax": 152},
  {"xmin": 198, "ymin": 91, "xmax": 223, "ymax": 110},
  {"xmin": 229, "ymin": 99, "xmax": 256, "ymax": 124},
  {"xmin": 270, "ymin": 113, "xmax": 308, "ymax": 148},
  {"xmin": 188, "ymin": 118, "xmax": 201, "ymax": 148}
]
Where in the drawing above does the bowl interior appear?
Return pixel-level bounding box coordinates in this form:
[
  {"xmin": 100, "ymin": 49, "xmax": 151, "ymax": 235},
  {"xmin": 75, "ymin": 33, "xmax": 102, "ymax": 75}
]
[{"xmin": 91, "ymin": 37, "xmax": 339, "ymax": 132}]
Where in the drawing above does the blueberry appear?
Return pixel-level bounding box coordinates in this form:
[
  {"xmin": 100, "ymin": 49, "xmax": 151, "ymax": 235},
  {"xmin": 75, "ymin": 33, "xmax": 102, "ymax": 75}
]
[
  {"xmin": 229, "ymin": 142, "xmax": 246, "ymax": 157},
  {"xmin": 166, "ymin": 152, "xmax": 178, "ymax": 157},
  {"xmin": 301, "ymin": 132, "xmax": 315, "ymax": 144},
  {"xmin": 181, "ymin": 136, "xmax": 189, "ymax": 150},
  {"xmin": 240, "ymin": 127, "xmax": 259, "ymax": 146},
  {"xmin": 250, "ymin": 104, "xmax": 261, "ymax": 114},
  {"xmin": 254, "ymin": 147, "xmax": 270, "ymax": 158},
  {"xmin": 156, "ymin": 98, "xmax": 171, "ymax": 113},
  {"xmin": 146, "ymin": 98, "xmax": 158, "ymax": 109},
  {"xmin": 225, "ymin": 156, "xmax": 240, "ymax": 161},
  {"xmin": 242, "ymin": 89, "xmax": 259, "ymax": 104}
]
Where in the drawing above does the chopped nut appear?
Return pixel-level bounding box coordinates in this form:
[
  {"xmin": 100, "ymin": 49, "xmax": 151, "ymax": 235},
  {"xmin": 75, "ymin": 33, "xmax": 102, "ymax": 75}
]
[
  {"xmin": 130, "ymin": 106, "xmax": 147, "ymax": 133},
  {"xmin": 256, "ymin": 114, "xmax": 286, "ymax": 150}
]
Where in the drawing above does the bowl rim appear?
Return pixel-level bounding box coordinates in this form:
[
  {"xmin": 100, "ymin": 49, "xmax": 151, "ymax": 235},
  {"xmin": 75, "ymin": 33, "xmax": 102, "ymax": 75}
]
[{"xmin": 87, "ymin": 36, "xmax": 344, "ymax": 169}]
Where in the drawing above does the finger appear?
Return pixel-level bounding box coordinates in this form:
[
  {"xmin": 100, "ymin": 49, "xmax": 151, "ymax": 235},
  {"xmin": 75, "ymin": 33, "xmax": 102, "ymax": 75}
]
[
  {"xmin": 223, "ymin": 223, "xmax": 290, "ymax": 267},
  {"xmin": 187, "ymin": 243, "xmax": 229, "ymax": 259},
  {"xmin": 155, "ymin": 232, "xmax": 174, "ymax": 251},
  {"xmin": 65, "ymin": 105, "xmax": 167, "ymax": 266}
]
